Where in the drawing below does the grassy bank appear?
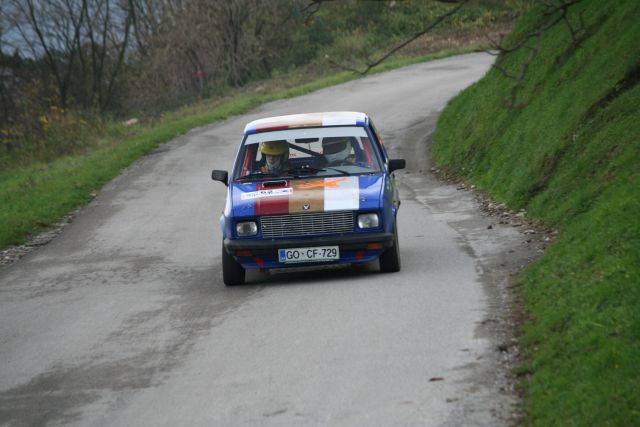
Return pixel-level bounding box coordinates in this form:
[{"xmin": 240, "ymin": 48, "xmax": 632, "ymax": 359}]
[
  {"xmin": 432, "ymin": 1, "xmax": 639, "ymax": 425},
  {"xmin": 0, "ymin": 45, "xmax": 483, "ymax": 249}
]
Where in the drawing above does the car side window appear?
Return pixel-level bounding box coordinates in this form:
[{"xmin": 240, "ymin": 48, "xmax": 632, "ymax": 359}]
[
  {"xmin": 239, "ymin": 144, "xmax": 258, "ymax": 176},
  {"xmin": 368, "ymin": 121, "xmax": 389, "ymax": 163}
]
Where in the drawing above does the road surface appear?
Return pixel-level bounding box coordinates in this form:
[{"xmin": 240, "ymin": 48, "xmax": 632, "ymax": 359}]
[{"xmin": 0, "ymin": 53, "xmax": 533, "ymax": 426}]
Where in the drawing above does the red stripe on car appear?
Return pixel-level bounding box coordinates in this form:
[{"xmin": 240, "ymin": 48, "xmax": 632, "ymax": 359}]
[{"xmin": 254, "ymin": 182, "xmax": 291, "ymax": 215}]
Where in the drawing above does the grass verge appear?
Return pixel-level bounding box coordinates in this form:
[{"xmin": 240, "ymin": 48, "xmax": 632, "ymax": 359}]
[
  {"xmin": 432, "ymin": 1, "xmax": 639, "ymax": 425},
  {"xmin": 0, "ymin": 44, "xmax": 482, "ymax": 249}
]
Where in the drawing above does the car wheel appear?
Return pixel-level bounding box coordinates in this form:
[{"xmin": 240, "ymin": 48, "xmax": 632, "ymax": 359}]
[
  {"xmin": 379, "ymin": 219, "xmax": 401, "ymax": 273},
  {"xmin": 222, "ymin": 244, "xmax": 245, "ymax": 286}
]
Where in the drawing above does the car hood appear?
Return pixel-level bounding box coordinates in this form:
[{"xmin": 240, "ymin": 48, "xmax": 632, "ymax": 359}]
[{"xmin": 230, "ymin": 175, "xmax": 384, "ymax": 217}]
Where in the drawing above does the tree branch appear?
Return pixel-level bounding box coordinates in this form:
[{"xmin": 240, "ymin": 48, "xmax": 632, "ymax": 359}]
[
  {"xmin": 349, "ymin": 0, "xmax": 469, "ymax": 76},
  {"xmin": 486, "ymin": 0, "xmax": 584, "ymax": 108}
]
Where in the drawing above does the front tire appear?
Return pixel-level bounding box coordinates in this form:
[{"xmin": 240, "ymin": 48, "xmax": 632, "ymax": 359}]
[
  {"xmin": 379, "ymin": 220, "xmax": 401, "ymax": 273},
  {"xmin": 222, "ymin": 244, "xmax": 245, "ymax": 286}
]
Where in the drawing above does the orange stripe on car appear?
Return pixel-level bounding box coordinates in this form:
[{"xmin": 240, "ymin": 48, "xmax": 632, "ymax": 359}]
[{"xmin": 297, "ymin": 177, "xmax": 347, "ymax": 189}]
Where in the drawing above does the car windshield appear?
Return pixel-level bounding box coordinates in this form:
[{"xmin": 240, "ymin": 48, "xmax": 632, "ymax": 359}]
[{"xmin": 233, "ymin": 126, "xmax": 382, "ymax": 180}]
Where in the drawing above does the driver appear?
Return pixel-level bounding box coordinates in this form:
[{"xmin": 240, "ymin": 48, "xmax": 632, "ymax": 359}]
[
  {"xmin": 322, "ymin": 137, "xmax": 353, "ymax": 165},
  {"xmin": 260, "ymin": 140, "xmax": 290, "ymax": 174}
]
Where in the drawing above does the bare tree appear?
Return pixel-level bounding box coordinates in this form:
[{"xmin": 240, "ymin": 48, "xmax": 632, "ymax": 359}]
[
  {"xmin": 2, "ymin": 0, "xmax": 134, "ymax": 111},
  {"xmin": 4, "ymin": 0, "xmax": 87, "ymax": 107},
  {"xmin": 123, "ymin": 0, "xmax": 292, "ymax": 111},
  {"xmin": 80, "ymin": 0, "xmax": 134, "ymax": 110},
  {"xmin": 219, "ymin": 0, "xmax": 251, "ymax": 86},
  {"xmin": 124, "ymin": 0, "xmax": 215, "ymax": 109}
]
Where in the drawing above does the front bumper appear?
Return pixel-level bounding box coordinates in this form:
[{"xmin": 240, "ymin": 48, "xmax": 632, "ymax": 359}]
[{"xmin": 224, "ymin": 232, "xmax": 394, "ymax": 269}]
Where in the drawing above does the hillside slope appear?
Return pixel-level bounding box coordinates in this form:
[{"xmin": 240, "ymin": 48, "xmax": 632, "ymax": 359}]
[{"xmin": 432, "ymin": 1, "xmax": 639, "ymax": 425}]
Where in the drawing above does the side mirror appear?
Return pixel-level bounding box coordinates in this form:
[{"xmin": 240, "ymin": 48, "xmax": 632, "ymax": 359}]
[
  {"xmin": 388, "ymin": 159, "xmax": 406, "ymax": 173},
  {"xmin": 211, "ymin": 169, "xmax": 229, "ymax": 186}
]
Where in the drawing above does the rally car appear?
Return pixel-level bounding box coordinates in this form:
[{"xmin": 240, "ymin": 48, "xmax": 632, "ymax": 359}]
[{"xmin": 211, "ymin": 111, "xmax": 405, "ymax": 286}]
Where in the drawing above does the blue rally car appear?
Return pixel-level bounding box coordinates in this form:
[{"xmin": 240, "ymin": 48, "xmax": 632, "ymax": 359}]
[{"xmin": 211, "ymin": 112, "xmax": 405, "ymax": 286}]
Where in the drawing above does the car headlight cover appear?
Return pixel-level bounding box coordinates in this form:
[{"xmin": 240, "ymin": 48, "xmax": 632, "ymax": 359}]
[
  {"xmin": 236, "ymin": 221, "xmax": 258, "ymax": 236},
  {"xmin": 357, "ymin": 213, "xmax": 379, "ymax": 229}
]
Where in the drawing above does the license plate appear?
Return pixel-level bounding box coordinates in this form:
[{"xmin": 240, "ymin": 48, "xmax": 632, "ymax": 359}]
[{"xmin": 278, "ymin": 246, "xmax": 339, "ymax": 263}]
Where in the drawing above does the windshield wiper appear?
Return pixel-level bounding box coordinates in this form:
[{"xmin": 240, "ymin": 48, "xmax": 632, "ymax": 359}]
[
  {"xmin": 282, "ymin": 165, "xmax": 322, "ymax": 178},
  {"xmin": 238, "ymin": 166, "xmax": 351, "ymax": 181},
  {"xmin": 282, "ymin": 166, "xmax": 351, "ymax": 178},
  {"xmin": 321, "ymin": 167, "xmax": 350, "ymax": 175},
  {"xmin": 236, "ymin": 172, "xmax": 275, "ymax": 181}
]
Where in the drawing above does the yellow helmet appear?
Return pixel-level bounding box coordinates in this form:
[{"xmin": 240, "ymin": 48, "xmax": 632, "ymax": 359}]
[{"xmin": 260, "ymin": 140, "xmax": 288, "ymax": 155}]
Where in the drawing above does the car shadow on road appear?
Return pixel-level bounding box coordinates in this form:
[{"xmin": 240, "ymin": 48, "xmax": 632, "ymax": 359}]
[{"xmin": 239, "ymin": 260, "xmax": 382, "ymax": 288}]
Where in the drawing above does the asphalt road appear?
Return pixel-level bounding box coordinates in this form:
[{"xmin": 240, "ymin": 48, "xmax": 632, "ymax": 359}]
[{"xmin": 0, "ymin": 53, "xmax": 532, "ymax": 426}]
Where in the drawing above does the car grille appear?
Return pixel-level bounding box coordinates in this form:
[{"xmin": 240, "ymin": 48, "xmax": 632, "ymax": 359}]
[{"xmin": 261, "ymin": 211, "xmax": 354, "ymax": 238}]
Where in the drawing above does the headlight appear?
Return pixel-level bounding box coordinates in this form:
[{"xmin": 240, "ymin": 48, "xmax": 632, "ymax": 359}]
[
  {"xmin": 236, "ymin": 221, "xmax": 258, "ymax": 237},
  {"xmin": 357, "ymin": 213, "xmax": 379, "ymax": 229}
]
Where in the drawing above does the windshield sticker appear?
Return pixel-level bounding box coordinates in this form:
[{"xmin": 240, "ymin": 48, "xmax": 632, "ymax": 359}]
[{"xmin": 241, "ymin": 188, "xmax": 293, "ymax": 200}]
